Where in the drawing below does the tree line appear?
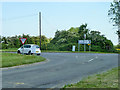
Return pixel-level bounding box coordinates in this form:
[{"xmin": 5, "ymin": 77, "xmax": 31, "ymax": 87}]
[
  {"xmin": 50, "ymin": 24, "xmax": 115, "ymax": 52},
  {"xmin": 0, "ymin": 34, "xmax": 52, "ymax": 50},
  {"xmin": 0, "ymin": 24, "xmax": 117, "ymax": 52}
]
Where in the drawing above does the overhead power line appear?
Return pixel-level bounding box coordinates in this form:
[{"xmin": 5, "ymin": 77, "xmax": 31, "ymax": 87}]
[{"xmin": 3, "ymin": 13, "xmax": 38, "ymax": 21}]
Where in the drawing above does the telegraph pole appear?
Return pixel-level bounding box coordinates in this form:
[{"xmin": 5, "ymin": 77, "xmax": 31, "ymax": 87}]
[
  {"xmin": 84, "ymin": 33, "xmax": 86, "ymax": 52},
  {"xmin": 39, "ymin": 12, "xmax": 41, "ymax": 49},
  {"xmin": 118, "ymin": 1, "xmax": 120, "ymax": 45},
  {"xmin": 118, "ymin": 25, "xmax": 120, "ymax": 45}
]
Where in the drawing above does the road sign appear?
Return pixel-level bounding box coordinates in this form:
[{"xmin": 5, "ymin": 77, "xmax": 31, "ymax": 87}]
[
  {"xmin": 78, "ymin": 40, "xmax": 91, "ymax": 44},
  {"xmin": 19, "ymin": 38, "xmax": 27, "ymax": 44},
  {"xmin": 78, "ymin": 40, "xmax": 91, "ymax": 52},
  {"xmin": 88, "ymin": 44, "xmax": 91, "ymax": 45}
]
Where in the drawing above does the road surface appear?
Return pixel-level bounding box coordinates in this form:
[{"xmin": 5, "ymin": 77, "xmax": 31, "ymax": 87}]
[{"xmin": 2, "ymin": 52, "xmax": 118, "ymax": 88}]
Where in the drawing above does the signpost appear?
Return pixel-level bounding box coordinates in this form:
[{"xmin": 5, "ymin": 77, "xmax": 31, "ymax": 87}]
[
  {"xmin": 19, "ymin": 38, "xmax": 27, "ymax": 54},
  {"xmin": 72, "ymin": 46, "xmax": 75, "ymax": 51},
  {"xmin": 19, "ymin": 38, "xmax": 27, "ymax": 44},
  {"xmin": 78, "ymin": 40, "xmax": 91, "ymax": 52},
  {"xmin": 88, "ymin": 44, "xmax": 91, "ymax": 51},
  {"xmin": 84, "ymin": 34, "xmax": 86, "ymax": 52}
]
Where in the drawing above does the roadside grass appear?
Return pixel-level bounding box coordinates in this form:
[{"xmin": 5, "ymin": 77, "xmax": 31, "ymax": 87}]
[
  {"xmin": 1, "ymin": 53, "xmax": 46, "ymax": 68},
  {"xmin": 1, "ymin": 48, "xmax": 119, "ymax": 54},
  {"xmin": 62, "ymin": 67, "xmax": 119, "ymax": 88},
  {"xmin": 0, "ymin": 48, "xmax": 18, "ymax": 52},
  {"xmin": 42, "ymin": 50, "xmax": 119, "ymax": 54}
]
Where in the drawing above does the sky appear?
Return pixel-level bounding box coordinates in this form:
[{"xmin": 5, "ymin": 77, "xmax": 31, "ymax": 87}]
[{"xmin": 1, "ymin": 1, "xmax": 118, "ymax": 45}]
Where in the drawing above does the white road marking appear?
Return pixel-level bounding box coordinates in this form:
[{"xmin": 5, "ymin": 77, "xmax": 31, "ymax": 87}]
[
  {"xmin": 95, "ymin": 56, "xmax": 98, "ymax": 59},
  {"xmin": 75, "ymin": 56, "xmax": 78, "ymax": 58},
  {"xmin": 88, "ymin": 56, "xmax": 98, "ymax": 62},
  {"xmin": 16, "ymin": 82, "xmax": 24, "ymax": 85},
  {"xmin": 88, "ymin": 59, "xmax": 94, "ymax": 62}
]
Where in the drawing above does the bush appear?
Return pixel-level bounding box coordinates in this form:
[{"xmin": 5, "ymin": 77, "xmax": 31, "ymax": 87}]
[
  {"xmin": 91, "ymin": 45, "xmax": 102, "ymax": 52},
  {"xmin": 2, "ymin": 43, "xmax": 8, "ymax": 49},
  {"xmin": 46, "ymin": 43, "xmax": 59, "ymax": 50},
  {"xmin": 59, "ymin": 43, "xmax": 74, "ymax": 51},
  {"xmin": 0, "ymin": 43, "xmax": 2, "ymax": 49}
]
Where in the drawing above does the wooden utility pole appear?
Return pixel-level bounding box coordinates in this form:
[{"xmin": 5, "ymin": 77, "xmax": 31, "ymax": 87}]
[{"xmin": 39, "ymin": 12, "xmax": 41, "ymax": 49}]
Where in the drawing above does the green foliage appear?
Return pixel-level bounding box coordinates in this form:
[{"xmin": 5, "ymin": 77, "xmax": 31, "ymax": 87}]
[
  {"xmin": 91, "ymin": 45, "xmax": 102, "ymax": 52},
  {"xmin": 78, "ymin": 23, "xmax": 89, "ymax": 35},
  {"xmin": 50, "ymin": 24, "xmax": 115, "ymax": 52},
  {"xmin": 108, "ymin": 0, "xmax": 120, "ymax": 26},
  {"xmin": 1, "ymin": 24, "xmax": 116, "ymax": 52},
  {"xmin": 115, "ymin": 44, "xmax": 120, "ymax": 49},
  {"xmin": 59, "ymin": 43, "xmax": 73, "ymax": 51},
  {"xmin": 0, "ymin": 43, "xmax": 1, "ymax": 49},
  {"xmin": 108, "ymin": 0, "xmax": 120, "ymax": 44},
  {"xmin": 1, "ymin": 34, "xmax": 51, "ymax": 50},
  {"xmin": 2, "ymin": 43, "xmax": 8, "ymax": 49},
  {"xmin": 46, "ymin": 43, "xmax": 58, "ymax": 50}
]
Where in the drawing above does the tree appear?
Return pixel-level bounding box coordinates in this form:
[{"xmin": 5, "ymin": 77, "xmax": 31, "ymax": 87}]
[
  {"xmin": 78, "ymin": 23, "xmax": 89, "ymax": 40},
  {"xmin": 2, "ymin": 37, "xmax": 7, "ymax": 44},
  {"xmin": 108, "ymin": 0, "xmax": 120, "ymax": 44},
  {"xmin": 50, "ymin": 24, "xmax": 115, "ymax": 52}
]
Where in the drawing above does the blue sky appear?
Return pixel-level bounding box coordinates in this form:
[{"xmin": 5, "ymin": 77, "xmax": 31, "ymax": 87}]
[{"xmin": 2, "ymin": 2, "xmax": 118, "ymax": 45}]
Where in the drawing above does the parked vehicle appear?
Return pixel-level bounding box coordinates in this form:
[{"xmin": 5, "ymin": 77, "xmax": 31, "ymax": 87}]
[{"xmin": 17, "ymin": 44, "xmax": 41, "ymax": 55}]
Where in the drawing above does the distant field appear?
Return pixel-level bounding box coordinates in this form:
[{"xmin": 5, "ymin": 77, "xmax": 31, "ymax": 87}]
[
  {"xmin": 63, "ymin": 67, "xmax": 118, "ymax": 88},
  {"xmin": 1, "ymin": 53, "xmax": 46, "ymax": 68}
]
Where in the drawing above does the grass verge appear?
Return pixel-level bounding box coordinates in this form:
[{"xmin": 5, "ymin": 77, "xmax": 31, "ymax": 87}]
[
  {"xmin": 0, "ymin": 48, "xmax": 18, "ymax": 52},
  {"xmin": 1, "ymin": 48, "xmax": 119, "ymax": 54},
  {"xmin": 63, "ymin": 67, "xmax": 118, "ymax": 88},
  {"xmin": 42, "ymin": 50, "xmax": 118, "ymax": 54},
  {"xmin": 0, "ymin": 53, "xmax": 46, "ymax": 68}
]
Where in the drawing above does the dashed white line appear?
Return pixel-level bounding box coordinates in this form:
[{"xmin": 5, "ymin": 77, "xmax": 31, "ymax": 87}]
[
  {"xmin": 88, "ymin": 56, "xmax": 98, "ymax": 62},
  {"xmin": 88, "ymin": 59, "xmax": 94, "ymax": 62}
]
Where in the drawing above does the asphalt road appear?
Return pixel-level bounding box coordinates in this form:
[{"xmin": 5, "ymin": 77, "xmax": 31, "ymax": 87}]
[{"xmin": 2, "ymin": 52, "xmax": 118, "ymax": 88}]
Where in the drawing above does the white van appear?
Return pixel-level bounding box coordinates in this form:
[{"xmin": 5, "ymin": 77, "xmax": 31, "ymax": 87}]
[{"xmin": 17, "ymin": 44, "xmax": 41, "ymax": 55}]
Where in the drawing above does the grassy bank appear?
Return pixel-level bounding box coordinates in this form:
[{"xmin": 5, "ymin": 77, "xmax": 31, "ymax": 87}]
[
  {"xmin": 0, "ymin": 53, "xmax": 46, "ymax": 68},
  {"xmin": 63, "ymin": 67, "xmax": 118, "ymax": 88}
]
